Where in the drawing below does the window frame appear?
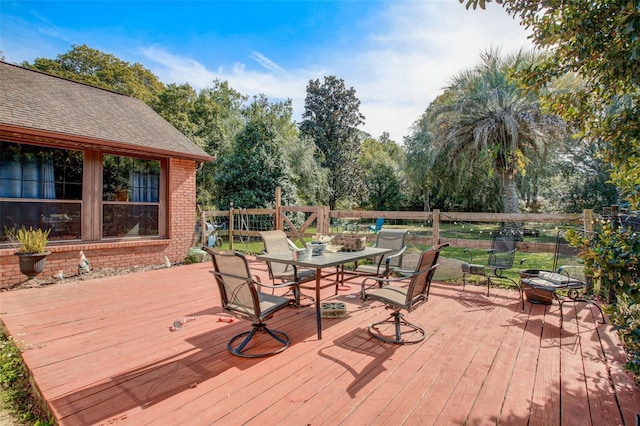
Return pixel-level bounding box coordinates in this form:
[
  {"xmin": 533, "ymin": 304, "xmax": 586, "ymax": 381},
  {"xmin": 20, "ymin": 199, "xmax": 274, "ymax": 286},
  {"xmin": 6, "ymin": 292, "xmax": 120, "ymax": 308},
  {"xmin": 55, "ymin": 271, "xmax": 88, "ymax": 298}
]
[{"xmin": 0, "ymin": 140, "xmax": 168, "ymax": 245}]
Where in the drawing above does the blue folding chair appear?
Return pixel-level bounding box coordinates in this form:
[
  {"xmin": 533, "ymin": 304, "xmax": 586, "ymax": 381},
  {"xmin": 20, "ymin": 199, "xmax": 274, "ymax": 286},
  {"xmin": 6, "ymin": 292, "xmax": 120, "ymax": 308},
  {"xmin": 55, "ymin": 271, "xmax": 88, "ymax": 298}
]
[{"xmin": 368, "ymin": 218, "xmax": 384, "ymax": 234}]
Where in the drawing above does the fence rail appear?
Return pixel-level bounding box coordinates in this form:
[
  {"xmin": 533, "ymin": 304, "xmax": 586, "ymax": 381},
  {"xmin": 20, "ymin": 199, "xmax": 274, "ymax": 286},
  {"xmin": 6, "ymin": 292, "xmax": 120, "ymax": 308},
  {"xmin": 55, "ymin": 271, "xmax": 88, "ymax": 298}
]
[{"xmin": 198, "ymin": 206, "xmax": 591, "ymax": 256}]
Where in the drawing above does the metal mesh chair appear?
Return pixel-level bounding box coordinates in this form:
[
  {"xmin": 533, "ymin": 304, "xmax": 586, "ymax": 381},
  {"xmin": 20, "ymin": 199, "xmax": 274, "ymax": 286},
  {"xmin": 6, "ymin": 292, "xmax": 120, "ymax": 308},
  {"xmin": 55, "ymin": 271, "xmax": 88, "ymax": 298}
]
[
  {"xmin": 207, "ymin": 249, "xmax": 294, "ymax": 358},
  {"xmin": 461, "ymin": 233, "xmax": 519, "ymax": 295},
  {"xmin": 362, "ymin": 243, "xmax": 449, "ymax": 344}
]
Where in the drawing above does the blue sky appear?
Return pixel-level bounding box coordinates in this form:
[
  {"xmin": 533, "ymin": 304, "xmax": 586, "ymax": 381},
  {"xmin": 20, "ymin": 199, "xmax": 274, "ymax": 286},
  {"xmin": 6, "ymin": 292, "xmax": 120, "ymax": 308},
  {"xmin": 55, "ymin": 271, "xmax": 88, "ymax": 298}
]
[{"xmin": 1, "ymin": 0, "xmax": 533, "ymax": 142}]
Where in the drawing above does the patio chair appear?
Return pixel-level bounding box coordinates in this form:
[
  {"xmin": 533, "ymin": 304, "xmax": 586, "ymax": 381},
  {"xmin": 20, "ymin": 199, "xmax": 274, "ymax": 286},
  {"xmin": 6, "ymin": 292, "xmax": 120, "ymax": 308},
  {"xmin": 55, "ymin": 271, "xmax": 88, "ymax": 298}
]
[
  {"xmin": 461, "ymin": 233, "xmax": 519, "ymax": 296},
  {"xmin": 259, "ymin": 230, "xmax": 316, "ymax": 307},
  {"xmin": 339, "ymin": 229, "xmax": 408, "ymax": 298},
  {"xmin": 207, "ymin": 248, "xmax": 294, "ymax": 358},
  {"xmin": 362, "ymin": 243, "xmax": 449, "ymax": 344},
  {"xmin": 519, "ymin": 231, "xmax": 606, "ymax": 327},
  {"xmin": 368, "ymin": 218, "xmax": 384, "ymax": 233}
]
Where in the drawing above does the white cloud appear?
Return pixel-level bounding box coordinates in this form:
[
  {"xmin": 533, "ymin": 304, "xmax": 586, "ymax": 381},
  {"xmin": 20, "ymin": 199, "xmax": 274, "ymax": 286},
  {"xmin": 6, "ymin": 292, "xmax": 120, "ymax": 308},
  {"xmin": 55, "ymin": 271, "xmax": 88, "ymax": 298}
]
[
  {"xmin": 2, "ymin": 0, "xmax": 533, "ymax": 143},
  {"xmin": 249, "ymin": 50, "xmax": 287, "ymax": 75},
  {"xmin": 140, "ymin": 46, "xmax": 322, "ymax": 124},
  {"xmin": 144, "ymin": 2, "xmax": 532, "ymax": 142},
  {"xmin": 337, "ymin": 2, "xmax": 534, "ymax": 142}
]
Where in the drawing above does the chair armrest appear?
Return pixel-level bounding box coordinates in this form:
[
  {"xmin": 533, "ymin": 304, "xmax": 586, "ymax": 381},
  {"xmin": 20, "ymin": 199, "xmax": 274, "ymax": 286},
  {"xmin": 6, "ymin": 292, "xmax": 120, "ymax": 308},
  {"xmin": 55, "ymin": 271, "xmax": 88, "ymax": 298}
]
[
  {"xmin": 362, "ymin": 263, "xmax": 439, "ymax": 288},
  {"xmin": 209, "ymin": 271, "xmax": 297, "ymax": 290},
  {"xmin": 385, "ymin": 246, "xmax": 407, "ymax": 263},
  {"xmin": 380, "ymin": 245, "xmax": 408, "ymax": 275},
  {"xmin": 557, "ymin": 265, "xmax": 583, "ymax": 276},
  {"xmin": 463, "ymin": 248, "xmax": 475, "ymax": 264}
]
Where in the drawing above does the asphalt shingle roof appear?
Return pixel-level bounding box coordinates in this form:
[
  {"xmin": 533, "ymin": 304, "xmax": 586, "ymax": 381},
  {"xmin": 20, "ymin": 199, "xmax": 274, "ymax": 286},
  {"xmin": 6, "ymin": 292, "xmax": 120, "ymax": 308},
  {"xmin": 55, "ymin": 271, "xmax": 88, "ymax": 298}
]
[{"xmin": 0, "ymin": 62, "xmax": 212, "ymax": 161}]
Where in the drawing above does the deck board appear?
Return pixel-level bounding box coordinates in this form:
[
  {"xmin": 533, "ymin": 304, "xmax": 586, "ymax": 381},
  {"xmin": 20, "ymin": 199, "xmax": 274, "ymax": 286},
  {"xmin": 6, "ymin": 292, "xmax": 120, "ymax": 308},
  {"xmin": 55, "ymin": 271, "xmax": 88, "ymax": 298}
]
[{"xmin": 1, "ymin": 259, "xmax": 638, "ymax": 425}]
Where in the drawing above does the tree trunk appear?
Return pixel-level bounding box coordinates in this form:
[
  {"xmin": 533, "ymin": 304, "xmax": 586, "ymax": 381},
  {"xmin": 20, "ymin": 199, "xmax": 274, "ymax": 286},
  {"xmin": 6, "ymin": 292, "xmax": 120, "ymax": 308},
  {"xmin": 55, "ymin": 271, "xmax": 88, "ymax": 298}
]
[{"xmin": 500, "ymin": 174, "xmax": 520, "ymax": 213}]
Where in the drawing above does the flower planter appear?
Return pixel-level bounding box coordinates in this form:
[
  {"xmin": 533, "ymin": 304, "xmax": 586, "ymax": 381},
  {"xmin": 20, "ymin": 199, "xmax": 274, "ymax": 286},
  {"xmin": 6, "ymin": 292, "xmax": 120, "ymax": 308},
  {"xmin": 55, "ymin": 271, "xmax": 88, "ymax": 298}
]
[{"xmin": 17, "ymin": 252, "xmax": 50, "ymax": 278}]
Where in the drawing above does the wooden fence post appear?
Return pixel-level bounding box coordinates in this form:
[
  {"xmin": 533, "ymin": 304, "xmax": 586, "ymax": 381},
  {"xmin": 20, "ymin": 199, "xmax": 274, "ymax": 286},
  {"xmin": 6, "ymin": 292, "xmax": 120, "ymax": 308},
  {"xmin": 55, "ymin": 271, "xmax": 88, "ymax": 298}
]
[
  {"xmin": 432, "ymin": 209, "xmax": 440, "ymax": 245},
  {"xmin": 198, "ymin": 205, "xmax": 206, "ymax": 247},
  {"xmin": 611, "ymin": 205, "xmax": 619, "ymax": 230},
  {"xmin": 275, "ymin": 186, "xmax": 282, "ymax": 231},
  {"xmin": 319, "ymin": 206, "xmax": 330, "ymax": 235},
  {"xmin": 228, "ymin": 203, "xmax": 235, "ymax": 251},
  {"xmin": 584, "ymin": 209, "xmax": 593, "ymax": 233}
]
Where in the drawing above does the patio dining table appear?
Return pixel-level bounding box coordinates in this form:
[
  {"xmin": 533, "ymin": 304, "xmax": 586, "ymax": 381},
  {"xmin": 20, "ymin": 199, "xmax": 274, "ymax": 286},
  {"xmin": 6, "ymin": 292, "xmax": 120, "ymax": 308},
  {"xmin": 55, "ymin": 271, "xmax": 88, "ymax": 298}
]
[{"xmin": 256, "ymin": 247, "xmax": 391, "ymax": 340}]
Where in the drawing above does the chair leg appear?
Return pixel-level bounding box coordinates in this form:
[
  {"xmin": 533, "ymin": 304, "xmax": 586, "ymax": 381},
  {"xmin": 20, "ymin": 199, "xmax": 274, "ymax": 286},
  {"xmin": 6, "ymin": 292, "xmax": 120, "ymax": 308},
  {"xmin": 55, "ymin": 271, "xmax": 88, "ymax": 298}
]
[
  {"xmin": 227, "ymin": 322, "xmax": 290, "ymax": 358},
  {"xmin": 557, "ymin": 292, "xmax": 607, "ymax": 329},
  {"xmin": 368, "ymin": 310, "xmax": 426, "ymax": 344},
  {"xmin": 556, "ymin": 295, "xmax": 565, "ymax": 328},
  {"xmin": 567, "ymin": 290, "xmax": 607, "ymax": 325},
  {"xmin": 284, "ymin": 286, "xmax": 314, "ymax": 308},
  {"xmin": 291, "ymin": 286, "xmax": 314, "ymax": 307}
]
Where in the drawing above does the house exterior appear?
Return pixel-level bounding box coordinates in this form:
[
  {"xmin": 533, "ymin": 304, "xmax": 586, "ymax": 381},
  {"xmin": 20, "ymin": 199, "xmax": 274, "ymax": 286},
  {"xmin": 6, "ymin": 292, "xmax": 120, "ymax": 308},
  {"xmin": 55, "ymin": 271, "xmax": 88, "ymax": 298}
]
[{"xmin": 0, "ymin": 62, "xmax": 212, "ymax": 288}]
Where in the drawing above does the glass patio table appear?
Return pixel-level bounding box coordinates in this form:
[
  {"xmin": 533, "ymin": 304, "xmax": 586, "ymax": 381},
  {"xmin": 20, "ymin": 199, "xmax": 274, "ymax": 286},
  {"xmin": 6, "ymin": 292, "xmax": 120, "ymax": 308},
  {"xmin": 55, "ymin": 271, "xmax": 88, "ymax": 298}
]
[{"xmin": 256, "ymin": 247, "xmax": 391, "ymax": 340}]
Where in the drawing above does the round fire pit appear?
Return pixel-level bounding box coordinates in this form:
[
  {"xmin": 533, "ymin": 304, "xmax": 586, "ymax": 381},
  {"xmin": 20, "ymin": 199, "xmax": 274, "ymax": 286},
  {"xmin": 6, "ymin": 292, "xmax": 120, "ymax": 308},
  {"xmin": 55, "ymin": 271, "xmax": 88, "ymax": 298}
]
[{"xmin": 519, "ymin": 269, "xmax": 554, "ymax": 305}]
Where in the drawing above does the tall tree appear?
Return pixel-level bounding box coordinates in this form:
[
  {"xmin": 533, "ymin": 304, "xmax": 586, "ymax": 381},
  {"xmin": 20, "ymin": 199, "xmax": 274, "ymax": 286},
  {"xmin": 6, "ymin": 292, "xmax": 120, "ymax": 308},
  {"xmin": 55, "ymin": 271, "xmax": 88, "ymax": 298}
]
[
  {"xmin": 284, "ymin": 135, "xmax": 328, "ymax": 206},
  {"xmin": 214, "ymin": 95, "xmax": 298, "ymax": 209},
  {"xmin": 24, "ymin": 44, "xmax": 165, "ymax": 105},
  {"xmin": 152, "ymin": 83, "xmax": 200, "ymax": 142},
  {"xmin": 190, "ymin": 82, "xmax": 246, "ymax": 207},
  {"xmin": 430, "ymin": 49, "xmax": 566, "ymax": 213},
  {"xmin": 540, "ymin": 139, "xmax": 619, "ymax": 213},
  {"xmin": 154, "ymin": 81, "xmax": 246, "ymax": 207},
  {"xmin": 300, "ymin": 76, "xmax": 365, "ymax": 209},
  {"xmin": 360, "ymin": 133, "xmax": 405, "ymax": 211},
  {"xmin": 461, "ymin": 0, "xmax": 640, "ymax": 209}
]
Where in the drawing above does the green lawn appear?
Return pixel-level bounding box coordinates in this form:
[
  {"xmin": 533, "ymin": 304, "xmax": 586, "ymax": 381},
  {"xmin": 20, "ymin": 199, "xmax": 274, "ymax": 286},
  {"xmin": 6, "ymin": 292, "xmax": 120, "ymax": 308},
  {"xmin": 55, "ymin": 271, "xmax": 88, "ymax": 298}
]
[{"xmin": 213, "ymin": 235, "xmax": 556, "ymax": 286}]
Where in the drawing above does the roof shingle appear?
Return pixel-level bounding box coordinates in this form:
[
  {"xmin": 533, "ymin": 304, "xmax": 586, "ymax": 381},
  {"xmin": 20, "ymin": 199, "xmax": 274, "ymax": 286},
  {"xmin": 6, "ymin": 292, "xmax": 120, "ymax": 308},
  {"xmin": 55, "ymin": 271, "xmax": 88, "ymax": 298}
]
[{"xmin": 0, "ymin": 62, "xmax": 212, "ymax": 161}]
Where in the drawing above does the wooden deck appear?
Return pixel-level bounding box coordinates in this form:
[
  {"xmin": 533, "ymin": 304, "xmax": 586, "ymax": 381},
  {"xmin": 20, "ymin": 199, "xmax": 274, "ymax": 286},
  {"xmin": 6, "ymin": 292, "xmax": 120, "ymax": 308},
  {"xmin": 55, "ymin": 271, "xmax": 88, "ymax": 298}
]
[{"xmin": 1, "ymin": 258, "xmax": 638, "ymax": 425}]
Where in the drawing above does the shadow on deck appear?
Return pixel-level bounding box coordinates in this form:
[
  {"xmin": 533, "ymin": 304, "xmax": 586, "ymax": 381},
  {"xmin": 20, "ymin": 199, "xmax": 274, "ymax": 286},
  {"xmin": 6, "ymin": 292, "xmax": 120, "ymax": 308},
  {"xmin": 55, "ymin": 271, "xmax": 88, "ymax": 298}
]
[{"xmin": 1, "ymin": 257, "xmax": 638, "ymax": 425}]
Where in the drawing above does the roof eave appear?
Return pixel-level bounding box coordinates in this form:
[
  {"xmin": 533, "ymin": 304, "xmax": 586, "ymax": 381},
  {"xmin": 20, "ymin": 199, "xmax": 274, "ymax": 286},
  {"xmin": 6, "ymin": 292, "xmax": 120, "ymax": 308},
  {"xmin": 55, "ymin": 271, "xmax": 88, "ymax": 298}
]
[{"xmin": 0, "ymin": 124, "xmax": 215, "ymax": 163}]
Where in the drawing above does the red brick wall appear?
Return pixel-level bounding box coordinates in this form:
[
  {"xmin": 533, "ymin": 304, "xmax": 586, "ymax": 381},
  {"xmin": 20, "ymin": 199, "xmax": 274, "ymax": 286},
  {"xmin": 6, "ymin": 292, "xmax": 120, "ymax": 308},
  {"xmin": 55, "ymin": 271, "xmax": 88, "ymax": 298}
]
[
  {"xmin": 165, "ymin": 158, "xmax": 198, "ymax": 262},
  {"xmin": 0, "ymin": 158, "xmax": 198, "ymax": 289}
]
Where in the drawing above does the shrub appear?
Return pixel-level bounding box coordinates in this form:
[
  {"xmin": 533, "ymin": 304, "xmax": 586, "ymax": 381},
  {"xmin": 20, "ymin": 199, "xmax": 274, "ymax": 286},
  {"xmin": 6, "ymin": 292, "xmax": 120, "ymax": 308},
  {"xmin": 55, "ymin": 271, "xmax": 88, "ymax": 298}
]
[{"xmin": 566, "ymin": 224, "xmax": 640, "ymax": 383}]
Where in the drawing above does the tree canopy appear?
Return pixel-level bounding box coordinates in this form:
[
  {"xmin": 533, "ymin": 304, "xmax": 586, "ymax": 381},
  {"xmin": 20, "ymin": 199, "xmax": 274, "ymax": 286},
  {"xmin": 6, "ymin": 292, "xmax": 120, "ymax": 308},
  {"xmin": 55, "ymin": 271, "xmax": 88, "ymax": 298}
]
[
  {"xmin": 461, "ymin": 0, "xmax": 640, "ymax": 210},
  {"xmin": 214, "ymin": 95, "xmax": 298, "ymax": 209},
  {"xmin": 359, "ymin": 132, "xmax": 406, "ymax": 211},
  {"xmin": 24, "ymin": 44, "xmax": 165, "ymax": 105},
  {"xmin": 300, "ymin": 76, "xmax": 366, "ymax": 210},
  {"xmin": 19, "ymin": 43, "xmax": 623, "ymax": 213},
  {"xmin": 425, "ymin": 49, "xmax": 566, "ymax": 213}
]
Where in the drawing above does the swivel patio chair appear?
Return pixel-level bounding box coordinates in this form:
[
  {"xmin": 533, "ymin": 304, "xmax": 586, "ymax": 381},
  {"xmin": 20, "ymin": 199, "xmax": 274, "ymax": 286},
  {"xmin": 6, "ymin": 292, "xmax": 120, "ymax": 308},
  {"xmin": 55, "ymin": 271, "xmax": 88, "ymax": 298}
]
[
  {"xmin": 207, "ymin": 248, "xmax": 294, "ymax": 358},
  {"xmin": 461, "ymin": 233, "xmax": 519, "ymax": 296},
  {"xmin": 519, "ymin": 231, "xmax": 606, "ymax": 327},
  {"xmin": 259, "ymin": 230, "xmax": 316, "ymax": 307},
  {"xmin": 338, "ymin": 229, "xmax": 408, "ymax": 298},
  {"xmin": 362, "ymin": 243, "xmax": 449, "ymax": 344}
]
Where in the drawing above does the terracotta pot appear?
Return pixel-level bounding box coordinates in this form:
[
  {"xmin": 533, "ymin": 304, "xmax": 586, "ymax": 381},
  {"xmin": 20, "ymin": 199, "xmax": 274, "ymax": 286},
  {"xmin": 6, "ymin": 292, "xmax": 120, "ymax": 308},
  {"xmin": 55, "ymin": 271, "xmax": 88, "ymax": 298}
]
[
  {"xmin": 16, "ymin": 252, "xmax": 50, "ymax": 278},
  {"xmin": 115, "ymin": 189, "xmax": 129, "ymax": 201}
]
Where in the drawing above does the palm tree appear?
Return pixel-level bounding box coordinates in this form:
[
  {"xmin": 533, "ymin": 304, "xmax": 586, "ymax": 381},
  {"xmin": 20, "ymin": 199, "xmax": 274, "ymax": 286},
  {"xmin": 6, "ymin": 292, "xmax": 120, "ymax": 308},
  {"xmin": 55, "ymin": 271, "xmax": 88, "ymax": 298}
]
[{"xmin": 430, "ymin": 48, "xmax": 566, "ymax": 213}]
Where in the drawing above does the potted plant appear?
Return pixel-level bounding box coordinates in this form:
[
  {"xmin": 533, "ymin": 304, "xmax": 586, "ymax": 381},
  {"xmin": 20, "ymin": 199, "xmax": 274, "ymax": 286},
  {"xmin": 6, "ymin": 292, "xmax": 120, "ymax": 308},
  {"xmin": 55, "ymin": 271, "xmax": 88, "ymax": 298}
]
[{"xmin": 6, "ymin": 227, "xmax": 51, "ymax": 278}]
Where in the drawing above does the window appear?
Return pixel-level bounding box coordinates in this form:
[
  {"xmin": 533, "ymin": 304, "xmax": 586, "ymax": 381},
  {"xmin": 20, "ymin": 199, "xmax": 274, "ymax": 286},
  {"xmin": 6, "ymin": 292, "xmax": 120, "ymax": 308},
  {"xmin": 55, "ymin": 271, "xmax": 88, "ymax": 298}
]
[
  {"xmin": 102, "ymin": 155, "xmax": 160, "ymax": 238},
  {"xmin": 0, "ymin": 142, "xmax": 167, "ymax": 246},
  {"xmin": 0, "ymin": 142, "xmax": 83, "ymax": 241}
]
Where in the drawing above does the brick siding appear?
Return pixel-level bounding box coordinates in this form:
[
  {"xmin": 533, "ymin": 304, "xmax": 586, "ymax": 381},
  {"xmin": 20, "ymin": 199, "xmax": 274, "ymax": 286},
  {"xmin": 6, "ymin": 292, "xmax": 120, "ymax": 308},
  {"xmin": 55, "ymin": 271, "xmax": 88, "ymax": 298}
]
[{"xmin": 1, "ymin": 159, "xmax": 198, "ymax": 289}]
